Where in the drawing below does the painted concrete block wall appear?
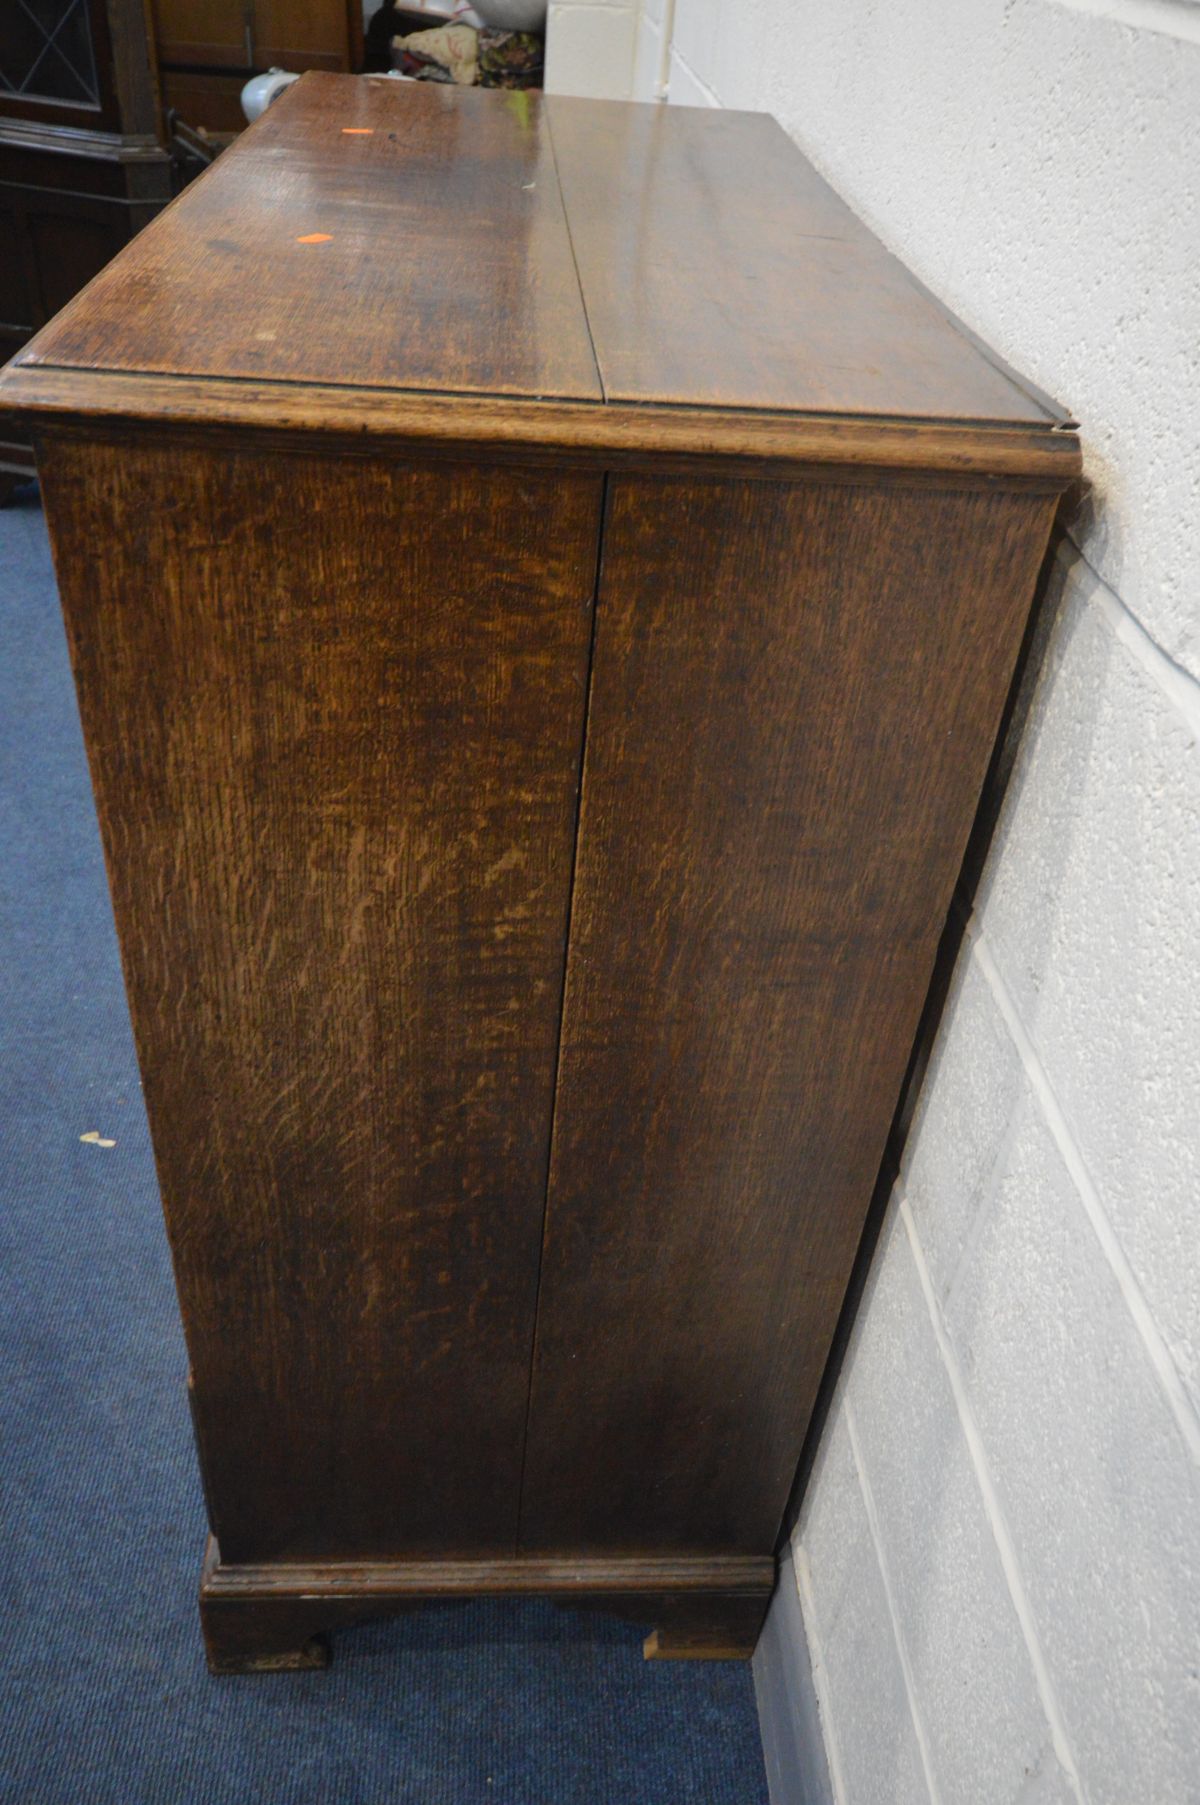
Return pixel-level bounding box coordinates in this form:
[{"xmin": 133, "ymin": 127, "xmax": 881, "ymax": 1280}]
[
  {"xmin": 544, "ymin": 1, "xmax": 1200, "ymax": 1798},
  {"xmin": 780, "ymin": 540, "xmax": 1200, "ymax": 1805},
  {"xmin": 543, "ymin": 0, "xmax": 638, "ymax": 100}
]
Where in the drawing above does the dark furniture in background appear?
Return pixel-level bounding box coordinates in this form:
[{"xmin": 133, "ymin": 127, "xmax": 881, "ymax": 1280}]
[
  {"xmin": 0, "ymin": 0, "xmax": 173, "ymax": 494},
  {"xmin": 151, "ymin": 0, "xmax": 363, "ymax": 133},
  {"xmin": 0, "ymin": 76, "xmax": 1080, "ymax": 1674},
  {"xmin": 1, "ymin": 0, "xmax": 366, "ymax": 493}
]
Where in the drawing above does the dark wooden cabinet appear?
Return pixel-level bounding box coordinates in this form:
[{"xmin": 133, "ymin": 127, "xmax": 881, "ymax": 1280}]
[
  {"xmin": 0, "ymin": 76, "xmax": 1080, "ymax": 1672},
  {"xmin": 0, "ymin": 0, "xmax": 172, "ymax": 492},
  {"xmin": 150, "ymin": 0, "xmax": 364, "ymax": 137},
  {"xmin": 151, "ymin": 0, "xmax": 362, "ymax": 73}
]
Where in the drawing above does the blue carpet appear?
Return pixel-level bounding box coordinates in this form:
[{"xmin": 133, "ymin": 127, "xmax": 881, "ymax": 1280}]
[{"xmin": 0, "ymin": 487, "xmax": 769, "ymax": 1805}]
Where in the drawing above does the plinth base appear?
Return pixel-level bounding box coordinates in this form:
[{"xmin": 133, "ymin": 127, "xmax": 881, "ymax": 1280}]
[{"xmin": 199, "ymin": 1537, "xmax": 774, "ymax": 1673}]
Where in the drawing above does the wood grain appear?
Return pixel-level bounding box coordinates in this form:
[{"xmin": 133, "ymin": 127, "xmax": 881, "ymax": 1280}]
[
  {"xmin": 7, "ymin": 364, "xmax": 1083, "ymax": 483},
  {"xmin": 197, "ymin": 1537, "xmax": 774, "ymax": 1669},
  {"xmin": 545, "ymin": 96, "xmax": 1061, "ymax": 425},
  {"xmin": 20, "ymin": 75, "xmax": 601, "ymax": 403},
  {"xmin": 519, "ymin": 474, "xmax": 1059, "ymax": 1556},
  {"xmin": 201, "ymin": 1548, "xmax": 775, "ymax": 1598},
  {"xmin": 40, "ymin": 434, "xmax": 603, "ymax": 1564},
  {"xmin": 11, "ymin": 80, "xmax": 1082, "ymax": 1668},
  {"xmin": 6, "ymin": 78, "xmax": 1078, "ymax": 446}
]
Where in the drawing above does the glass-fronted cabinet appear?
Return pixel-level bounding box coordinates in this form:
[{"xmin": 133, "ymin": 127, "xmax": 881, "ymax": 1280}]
[
  {"xmin": 2, "ymin": 0, "xmax": 107, "ymax": 118},
  {"xmin": 0, "ymin": 0, "xmax": 173, "ymax": 495}
]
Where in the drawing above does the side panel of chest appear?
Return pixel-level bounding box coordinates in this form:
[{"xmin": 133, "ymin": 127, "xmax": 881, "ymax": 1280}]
[
  {"xmin": 520, "ymin": 473, "xmax": 1057, "ymax": 1555},
  {"xmin": 38, "ymin": 433, "xmax": 603, "ymax": 1563}
]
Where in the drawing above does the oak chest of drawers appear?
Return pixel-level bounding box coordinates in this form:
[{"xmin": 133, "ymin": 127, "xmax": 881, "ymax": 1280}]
[{"xmin": 0, "ymin": 73, "xmax": 1079, "ymax": 1672}]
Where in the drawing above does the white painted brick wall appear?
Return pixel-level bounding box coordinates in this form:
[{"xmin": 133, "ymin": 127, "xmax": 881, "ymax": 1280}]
[
  {"xmin": 543, "ymin": 0, "xmax": 638, "ymax": 100},
  {"xmin": 842, "ymin": 1215, "xmax": 1076, "ymax": 1805},
  {"xmin": 544, "ymin": 1, "xmax": 1200, "ymax": 1798},
  {"xmin": 799, "ymin": 1410, "xmax": 932, "ymax": 1805}
]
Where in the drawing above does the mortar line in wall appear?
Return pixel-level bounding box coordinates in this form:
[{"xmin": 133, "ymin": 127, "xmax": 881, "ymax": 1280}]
[
  {"xmin": 1048, "ymin": 0, "xmax": 1200, "ymax": 49},
  {"xmin": 931, "ymin": 1089, "xmax": 1025, "ymax": 1329},
  {"xmin": 897, "ymin": 939, "xmax": 1030, "ymax": 1306},
  {"xmin": 843, "ymin": 1402, "xmax": 945, "ymax": 1805},
  {"xmin": 896, "ymin": 1192, "xmax": 1089, "ymax": 1804},
  {"xmin": 1062, "ymin": 532, "xmax": 1200, "ymax": 743},
  {"xmin": 667, "ymin": 47, "xmax": 721, "ymax": 107},
  {"xmin": 791, "ymin": 1546, "xmax": 851, "ymax": 1805},
  {"xmin": 967, "ymin": 924, "xmax": 1200, "ymax": 1468}
]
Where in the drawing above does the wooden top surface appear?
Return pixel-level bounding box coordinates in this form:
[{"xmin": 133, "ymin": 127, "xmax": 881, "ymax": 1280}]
[
  {"xmin": 18, "ymin": 77, "xmax": 602, "ymax": 404},
  {"xmin": 544, "ymin": 98, "xmax": 1056, "ymax": 424},
  {"xmin": 4, "ymin": 73, "xmax": 1074, "ymax": 449}
]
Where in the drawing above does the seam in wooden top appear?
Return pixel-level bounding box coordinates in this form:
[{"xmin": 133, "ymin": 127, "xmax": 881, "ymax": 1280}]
[
  {"xmin": 544, "ymin": 103, "xmax": 605, "ymax": 402},
  {"xmin": 0, "ymin": 77, "xmax": 1077, "ymax": 443}
]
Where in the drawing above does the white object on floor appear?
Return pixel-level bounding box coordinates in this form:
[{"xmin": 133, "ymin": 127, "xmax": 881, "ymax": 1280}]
[{"xmin": 240, "ymin": 68, "xmax": 301, "ymax": 124}]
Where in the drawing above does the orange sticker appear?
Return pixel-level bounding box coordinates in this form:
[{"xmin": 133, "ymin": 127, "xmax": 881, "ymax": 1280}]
[
  {"xmin": 295, "ymin": 233, "xmax": 332, "ymax": 244},
  {"xmin": 341, "ymin": 127, "xmax": 373, "ymax": 134}
]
